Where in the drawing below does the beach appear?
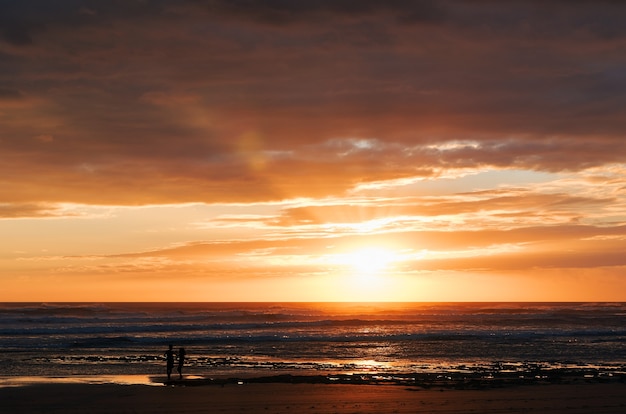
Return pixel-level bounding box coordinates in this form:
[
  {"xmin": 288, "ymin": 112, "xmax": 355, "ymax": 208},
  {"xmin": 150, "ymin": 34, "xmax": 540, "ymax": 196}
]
[
  {"xmin": 3, "ymin": 303, "xmax": 626, "ymax": 412},
  {"xmin": 2, "ymin": 381, "xmax": 626, "ymax": 413}
]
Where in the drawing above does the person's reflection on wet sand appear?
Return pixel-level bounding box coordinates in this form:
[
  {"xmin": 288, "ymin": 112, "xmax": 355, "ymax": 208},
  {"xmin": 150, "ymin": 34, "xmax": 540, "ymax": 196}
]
[
  {"xmin": 164, "ymin": 344, "xmax": 174, "ymax": 381},
  {"xmin": 177, "ymin": 347, "xmax": 186, "ymax": 379}
]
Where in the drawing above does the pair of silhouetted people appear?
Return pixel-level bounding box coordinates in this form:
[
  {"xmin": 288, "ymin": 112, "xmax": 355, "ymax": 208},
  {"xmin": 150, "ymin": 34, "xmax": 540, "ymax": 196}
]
[{"xmin": 165, "ymin": 344, "xmax": 186, "ymax": 381}]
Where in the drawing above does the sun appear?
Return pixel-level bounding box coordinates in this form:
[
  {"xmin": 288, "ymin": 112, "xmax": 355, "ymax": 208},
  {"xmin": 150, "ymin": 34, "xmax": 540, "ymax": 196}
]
[
  {"xmin": 339, "ymin": 247, "xmax": 399, "ymax": 301},
  {"xmin": 342, "ymin": 247, "xmax": 396, "ymax": 276},
  {"xmin": 317, "ymin": 246, "xmax": 404, "ymax": 301}
]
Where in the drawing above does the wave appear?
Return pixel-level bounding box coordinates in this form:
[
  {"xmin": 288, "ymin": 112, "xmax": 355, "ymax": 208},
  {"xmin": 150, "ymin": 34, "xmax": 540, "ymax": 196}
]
[
  {"xmin": 5, "ymin": 328, "xmax": 626, "ymax": 352},
  {"xmin": 2, "ymin": 302, "xmax": 626, "ymax": 353},
  {"xmin": 2, "ymin": 303, "xmax": 626, "ymax": 378}
]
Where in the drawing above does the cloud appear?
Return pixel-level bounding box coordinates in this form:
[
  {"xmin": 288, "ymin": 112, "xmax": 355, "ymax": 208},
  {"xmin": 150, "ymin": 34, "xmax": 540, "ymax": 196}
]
[
  {"xmin": 199, "ymin": 0, "xmax": 447, "ymax": 26},
  {"xmin": 269, "ymin": 190, "xmax": 615, "ymax": 227},
  {"xmin": 34, "ymin": 134, "xmax": 54, "ymax": 143},
  {"xmin": 413, "ymin": 244, "xmax": 626, "ymax": 272},
  {"xmin": 0, "ymin": 203, "xmax": 67, "ymax": 218},
  {"xmin": 0, "ymin": 88, "xmax": 24, "ymax": 100},
  {"xmin": 1, "ymin": 1, "xmax": 625, "ymax": 206},
  {"xmin": 108, "ymin": 221, "xmax": 626, "ymax": 265}
]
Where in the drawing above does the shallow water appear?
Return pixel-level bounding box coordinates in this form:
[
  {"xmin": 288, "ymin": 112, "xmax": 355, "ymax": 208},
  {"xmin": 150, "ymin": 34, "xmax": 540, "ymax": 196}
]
[{"xmin": 0, "ymin": 374, "xmax": 158, "ymax": 388}]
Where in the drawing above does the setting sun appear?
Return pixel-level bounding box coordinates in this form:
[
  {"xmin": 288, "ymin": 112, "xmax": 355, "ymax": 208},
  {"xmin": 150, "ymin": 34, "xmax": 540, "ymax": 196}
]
[
  {"xmin": 341, "ymin": 247, "xmax": 397, "ymax": 276},
  {"xmin": 325, "ymin": 247, "xmax": 400, "ymax": 300}
]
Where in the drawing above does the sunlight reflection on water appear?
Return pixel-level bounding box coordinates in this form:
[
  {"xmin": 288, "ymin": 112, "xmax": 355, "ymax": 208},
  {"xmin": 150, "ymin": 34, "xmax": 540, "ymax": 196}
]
[{"xmin": 0, "ymin": 374, "xmax": 159, "ymax": 388}]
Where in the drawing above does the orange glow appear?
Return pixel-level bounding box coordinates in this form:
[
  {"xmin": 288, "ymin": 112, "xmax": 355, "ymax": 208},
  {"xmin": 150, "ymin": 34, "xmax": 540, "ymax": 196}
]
[
  {"xmin": 2, "ymin": 3, "xmax": 626, "ymax": 302},
  {"xmin": 339, "ymin": 247, "xmax": 398, "ymax": 276}
]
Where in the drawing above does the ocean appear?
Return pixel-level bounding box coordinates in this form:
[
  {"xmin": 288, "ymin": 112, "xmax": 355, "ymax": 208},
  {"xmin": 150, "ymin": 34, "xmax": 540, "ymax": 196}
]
[{"xmin": 1, "ymin": 302, "xmax": 625, "ymax": 384}]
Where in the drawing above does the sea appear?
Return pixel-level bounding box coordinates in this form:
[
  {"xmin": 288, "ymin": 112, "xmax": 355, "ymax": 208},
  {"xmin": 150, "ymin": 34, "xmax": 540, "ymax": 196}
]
[{"xmin": 1, "ymin": 302, "xmax": 625, "ymax": 385}]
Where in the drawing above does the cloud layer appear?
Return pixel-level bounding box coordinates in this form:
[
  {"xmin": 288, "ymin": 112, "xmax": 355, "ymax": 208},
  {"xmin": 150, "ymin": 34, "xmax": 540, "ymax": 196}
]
[
  {"xmin": 2, "ymin": 0, "xmax": 626, "ymax": 204},
  {"xmin": 2, "ymin": 1, "xmax": 626, "ymax": 300}
]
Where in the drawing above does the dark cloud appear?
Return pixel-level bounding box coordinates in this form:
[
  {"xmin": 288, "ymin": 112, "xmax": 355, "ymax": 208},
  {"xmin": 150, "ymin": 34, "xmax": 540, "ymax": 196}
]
[
  {"xmin": 1, "ymin": 23, "xmax": 34, "ymax": 46},
  {"xmin": 0, "ymin": 87, "xmax": 23, "ymax": 99},
  {"xmin": 0, "ymin": 0, "xmax": 173, "ymax": 47},
  {"xmin": 201, "ymin": 0, "xmax": 447, "ymax": 26},
  {"xmin": 4, "ymin": 0, "xmax": 625, "ymax": 46},
  {"xmin": 1, "ymin": 1, "xmax": 625, "ymax": 204}
]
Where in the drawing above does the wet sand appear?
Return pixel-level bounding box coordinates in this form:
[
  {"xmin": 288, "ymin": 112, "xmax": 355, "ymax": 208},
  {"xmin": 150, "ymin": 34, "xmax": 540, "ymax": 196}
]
[{"xmin": 2, "ymin": 381, "xmax": 625, "ymax": 413}]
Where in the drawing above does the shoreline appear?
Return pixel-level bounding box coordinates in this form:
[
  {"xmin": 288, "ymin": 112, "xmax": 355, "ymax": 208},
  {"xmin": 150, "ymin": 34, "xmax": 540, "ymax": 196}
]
[
  {"xmin": 173, "ymin": 370, "xmax": 626, "ymax": 388},
  {"xmin": 3, "ymin": 365, "xmax": 625, "ymax": 389}
]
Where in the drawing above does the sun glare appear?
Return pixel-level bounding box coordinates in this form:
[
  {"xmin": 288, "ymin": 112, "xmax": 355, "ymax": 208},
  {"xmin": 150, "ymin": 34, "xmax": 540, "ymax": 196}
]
[
  {"xmin": 326, "ymin": 247, "xmax": 401, "ymax": 301},
  {"xmin": 342, "ymin": 247, "xmax": 396, "ymax": 275}
]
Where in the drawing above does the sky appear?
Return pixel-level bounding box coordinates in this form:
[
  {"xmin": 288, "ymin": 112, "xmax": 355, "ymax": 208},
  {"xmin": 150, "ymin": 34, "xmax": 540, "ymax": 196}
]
[{"xmin": 1, "ymin": 0, "xmax": 626, "ymax": 302}]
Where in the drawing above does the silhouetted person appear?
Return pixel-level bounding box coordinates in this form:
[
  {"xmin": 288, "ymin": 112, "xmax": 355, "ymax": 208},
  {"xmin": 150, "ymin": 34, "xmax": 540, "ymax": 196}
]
[
  {"xmin": 165, "ymin": 344, "xmax": 175, "ymax": 381},
  {"xmin": 177, "ymin": 347, "xmax": 186, "ymax": 379}
]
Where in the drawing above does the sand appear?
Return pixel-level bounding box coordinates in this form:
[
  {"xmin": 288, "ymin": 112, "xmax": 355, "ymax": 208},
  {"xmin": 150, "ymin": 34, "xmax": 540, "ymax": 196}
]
[{"xmin": 2, "ymin": 382, "xmax": 626, "ymax": 414}]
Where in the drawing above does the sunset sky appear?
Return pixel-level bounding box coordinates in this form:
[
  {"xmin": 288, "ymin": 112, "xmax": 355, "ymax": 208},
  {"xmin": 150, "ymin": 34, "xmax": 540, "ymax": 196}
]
[{"xmin": 2, "ymin": 1, "xmax": 626, "ymax": 301}]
